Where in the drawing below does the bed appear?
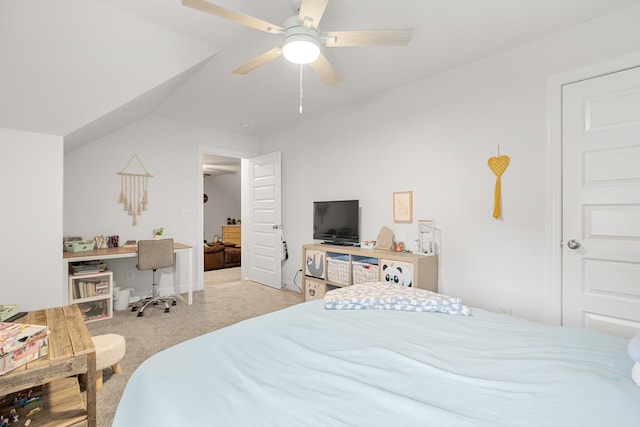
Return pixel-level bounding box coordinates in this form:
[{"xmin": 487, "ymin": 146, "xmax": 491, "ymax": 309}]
[{"xmin": 113, "ymin": 284, "xmax": 640, "ymax": 426}]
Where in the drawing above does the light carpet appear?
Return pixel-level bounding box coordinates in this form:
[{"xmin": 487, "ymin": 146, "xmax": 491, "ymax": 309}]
[
  {"xmin": 204, "ymin": 266, "xmax": 241, "ymax": 287},
  {"xmin": 86, "ymin": 280, "xmax": 302, "ymax": 427}
]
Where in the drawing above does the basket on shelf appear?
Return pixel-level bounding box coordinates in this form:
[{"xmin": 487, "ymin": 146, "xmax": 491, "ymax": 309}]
[
  {"xmin": 326, "ymin": 258, "xmax": 349, "ymax": 286},
  {"xmin": 352, "ymin": 261, "xmax": 379, "ymax": 285}
]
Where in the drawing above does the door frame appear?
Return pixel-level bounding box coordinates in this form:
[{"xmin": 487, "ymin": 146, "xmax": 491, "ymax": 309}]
[
  {"xmin": 196, "ymin": 145, "xmax": 258, "ymax": 290},
  {"xmin": 545, "ymin": 50, "xmax": 640, "ymax": 325}
]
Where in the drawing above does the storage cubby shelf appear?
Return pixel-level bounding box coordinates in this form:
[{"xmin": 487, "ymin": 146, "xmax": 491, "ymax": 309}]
[{"xmin": 302, "ymin": 244, "xmax": 438, "ymax": 301}]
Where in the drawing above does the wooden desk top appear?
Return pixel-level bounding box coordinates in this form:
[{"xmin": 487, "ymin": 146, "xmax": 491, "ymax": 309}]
[{"xmin": 63, "ymin": 242, "xmax": 192, "ymax": 260}]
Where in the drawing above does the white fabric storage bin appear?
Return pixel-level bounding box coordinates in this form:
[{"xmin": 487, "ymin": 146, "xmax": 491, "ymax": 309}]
[{"xmin": 327, "ymin": 258, "xmax": 349, "ymax": 285}]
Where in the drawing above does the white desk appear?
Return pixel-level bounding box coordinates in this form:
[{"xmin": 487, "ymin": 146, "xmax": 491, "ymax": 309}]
[{"xmin": 63, "ymin": 243, "xmax": 193, "ymax": 305}]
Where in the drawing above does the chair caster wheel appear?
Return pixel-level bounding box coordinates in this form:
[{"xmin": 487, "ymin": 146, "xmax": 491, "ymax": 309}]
[
  {"xmin": 172, "ymin": 301, "xmax": 177, "ymax": 306},
  {"xmin": 137, "ymin": 311, "xmax": 144, "ymax": 317},
  {"xmin": 164, "ymin": 308, "xmax": 170, "ymax": 313},
  {"xmin": 131, "ymin": 307, "xmax": 137, "ymax": 312}
]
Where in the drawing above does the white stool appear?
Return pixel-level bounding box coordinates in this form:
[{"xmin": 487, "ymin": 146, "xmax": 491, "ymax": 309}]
[{"xmin": 92, "ymin": 334, "xmax": 126, "ymax": 391}]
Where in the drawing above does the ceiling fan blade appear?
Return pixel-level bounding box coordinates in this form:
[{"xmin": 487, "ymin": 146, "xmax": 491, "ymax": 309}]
[
  {"xmin": 323, "ymin": 29, "xmax": 412, "ymax": 47},
  {"xmin": 232, "ymin": 46, "xmax": 283, "ymax": 75},
  {"xmin": 298, "ymin": 0, "xmax": 329, "ymax": 29},
  {"xmin": 310, "ymin": 53, "xmax": 341, "ymax": 86},
  {"xmin": 182, "ymin": 0, "xmax": 283, "ymax": 34}
]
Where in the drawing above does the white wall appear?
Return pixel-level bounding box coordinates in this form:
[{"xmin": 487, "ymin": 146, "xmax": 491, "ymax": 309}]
[
  {"xmin": 261, "ymin": 6, "xmax": 640, "ymax": 323},
  {"xmin": 64, "ymin": 115, "xmax": 258, "ymax": 297},
  {"xmin": 0, "ymin": 0, "xmax": 216, "ymax": 137},
  {"xmin": 204, "ymin": 173, "xmax": 241, "ymax": 242},
  {"xmin": 0, "ymin": 128, "xmax": 64, "ymax": 310}
]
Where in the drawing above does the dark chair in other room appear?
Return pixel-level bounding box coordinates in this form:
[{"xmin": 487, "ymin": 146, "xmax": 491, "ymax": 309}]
[{"xmin": 132, "ymin": 238, "xmax": 177, "ymax": 317}]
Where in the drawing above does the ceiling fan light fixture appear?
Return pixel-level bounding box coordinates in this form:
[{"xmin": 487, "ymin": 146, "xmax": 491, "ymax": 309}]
[{"xmin": 282, "ymin": 34, "xmax": 320, "ymax": 64}]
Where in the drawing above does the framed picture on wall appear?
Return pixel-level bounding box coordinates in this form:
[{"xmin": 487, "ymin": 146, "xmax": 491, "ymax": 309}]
[{"xmin": 393, "ymin": 191, "xmax": 413, "ymax": 223}]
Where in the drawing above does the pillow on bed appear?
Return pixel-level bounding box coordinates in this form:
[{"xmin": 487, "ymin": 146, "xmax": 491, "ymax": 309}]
[{"xmin": 324, "ymin": 281, "xmax": 471, "ymax": 315}]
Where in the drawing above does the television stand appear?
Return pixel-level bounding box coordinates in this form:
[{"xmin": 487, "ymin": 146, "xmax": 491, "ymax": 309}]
[
  {"xmin": 302, "ymin": 243, "xmax": 438, "ymax": 302},
  {"xmin": 320, "ymin": 241, "xmax": 360, "ymax": 247}
]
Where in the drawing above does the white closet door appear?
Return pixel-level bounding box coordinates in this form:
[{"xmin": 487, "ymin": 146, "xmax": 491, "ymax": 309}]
[{"xmin": 562, "ymin": 66, "xmax": 640, "ymax": 337}]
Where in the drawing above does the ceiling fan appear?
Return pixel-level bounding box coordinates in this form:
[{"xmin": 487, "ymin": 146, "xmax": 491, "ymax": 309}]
[{"xmin": 182, "ymin": 0, "xmax": 413, "ymax": 86}]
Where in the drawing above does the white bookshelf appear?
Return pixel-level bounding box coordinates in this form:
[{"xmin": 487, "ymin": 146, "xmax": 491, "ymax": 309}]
[{"xmin": 68, "ymin": 271, "xmax": 113, "ymax": 322}]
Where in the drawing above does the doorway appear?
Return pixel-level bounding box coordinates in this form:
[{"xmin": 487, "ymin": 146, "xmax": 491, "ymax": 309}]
[
  {"xmin": 197, "ymin": 150, "xmax": 283, "ymax": 291},
  {"xmin": 203, "ymin": 154, "xmax": 242, "ymax": 243},
  {"xmin": 202, "ymin": 153, "xmax": 242, "ymax": 287}
]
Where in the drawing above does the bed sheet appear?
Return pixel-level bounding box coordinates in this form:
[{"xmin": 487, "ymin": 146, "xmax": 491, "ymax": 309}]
[{"xmin": 113, "ymin": 300, "xmax": 640, "ymax": 426}]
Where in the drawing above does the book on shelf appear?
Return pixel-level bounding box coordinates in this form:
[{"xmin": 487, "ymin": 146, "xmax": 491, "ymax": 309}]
[
  {"xmin": 95, "ymin": 283, "xmax": 109, "ymax": 295},
  {"xmin": 74, "ymin": 278, "xmax": 110, "ymax": 299}
]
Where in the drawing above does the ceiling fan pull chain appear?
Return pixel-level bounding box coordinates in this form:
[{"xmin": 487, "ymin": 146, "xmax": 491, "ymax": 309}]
[{"xmin": 299, "ymin": 64, "xmax": 304, "ymax": 114}]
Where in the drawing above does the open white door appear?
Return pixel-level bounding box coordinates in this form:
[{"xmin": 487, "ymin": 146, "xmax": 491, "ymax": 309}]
[
  {"xmin": 242, "ymin": 152, "xmax": 282, "ymax": 289},
  {"xmin": 562, "ymin": 66, "xmax": 640, "ymax": 337}
]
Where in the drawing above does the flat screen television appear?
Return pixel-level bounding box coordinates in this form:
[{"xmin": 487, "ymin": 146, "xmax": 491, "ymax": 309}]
[{"xmin": 313, "ymin": 200, "xmax": 359, "ymax": 245}]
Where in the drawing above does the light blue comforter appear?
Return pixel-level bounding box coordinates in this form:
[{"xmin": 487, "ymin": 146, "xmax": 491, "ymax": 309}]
[{"xmin": 113, "ymin": 300, "xmax": 640, "ymax": 426}]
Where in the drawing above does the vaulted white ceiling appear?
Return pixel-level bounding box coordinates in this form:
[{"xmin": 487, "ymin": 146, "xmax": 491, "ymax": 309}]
[{"xmin": 2, "ymin": 0, "xmax": 640, "ymax": 152}]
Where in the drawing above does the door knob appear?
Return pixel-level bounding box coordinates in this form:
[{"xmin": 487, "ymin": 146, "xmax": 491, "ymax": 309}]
[{"xmin": 567, "ymin": 239, "xmax": 581, "ymax": 250}]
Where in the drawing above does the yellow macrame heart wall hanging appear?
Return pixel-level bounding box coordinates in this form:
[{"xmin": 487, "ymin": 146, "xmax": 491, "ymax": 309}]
[{"xmin": 487, "ymin": 147, "xmax": 510, "ymax": 219}]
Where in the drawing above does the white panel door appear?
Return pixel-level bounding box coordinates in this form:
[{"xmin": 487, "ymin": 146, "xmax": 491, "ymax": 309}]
[
  {"xmin": 244, "ymin": 152, "xmax": 282, "ymax": 289},
  {"xmin": 562, "ymin": 66, "xmax": 640, "ymax": 337}
]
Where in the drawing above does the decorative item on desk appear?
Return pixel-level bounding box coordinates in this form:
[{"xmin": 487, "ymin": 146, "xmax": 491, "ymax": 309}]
[
  {"xmin": 393, "ymin": 242, "xmax": 404, "ymax": 252},
  {"xmin": 361, "ymin": 240, "xmax": 377, "ymax": 249},
  {"xmin": 108, "ymin": 235, "xmax": 119, "ymax": 248},
  {"xmin": 94, "ymin": 235, "xmax": 107, "ymax": 249},
  {"xmin": 63, "ymin": 239, "xmax": 96, "ymax": 252},
  {"xmin": 418, "ymin": 219, "xmax": 435, "ymax": 254},
  {"xmin": 153, "ymin": 227, "xmax": 164, "ymax": 240},
  {"xmin": 63, "ymin": 236, "xmax": 81, "ymax": 248},
  {"xmin": 377, "ymin": 226, "xmax": 394, "ymax": 250},
  {"xmin": 123, "ymin": 240, "xmax": 137, "ymax": 248}
]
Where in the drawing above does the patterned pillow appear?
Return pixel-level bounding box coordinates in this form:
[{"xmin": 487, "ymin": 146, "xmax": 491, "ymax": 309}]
[{"xmin": 324, "ymin": 282, "xmax": 471, "ymax": 315}]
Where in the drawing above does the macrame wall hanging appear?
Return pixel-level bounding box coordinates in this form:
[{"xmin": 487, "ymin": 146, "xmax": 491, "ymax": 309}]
[
  {"xmin": 117, "ymin": 154, "xmax": 153, "ymax": 226},
  {"xmin": 487, "ymin": 146, "xmax": 510, "ymax": 219}
]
